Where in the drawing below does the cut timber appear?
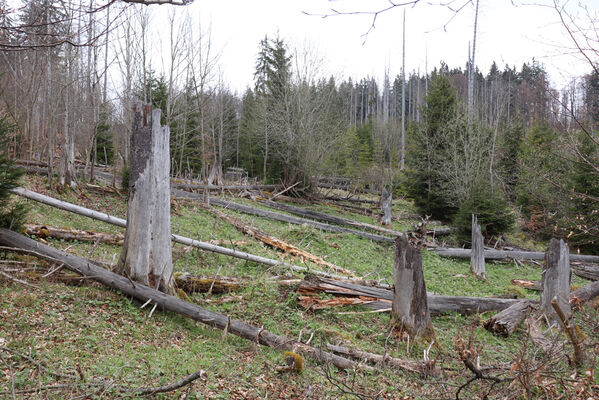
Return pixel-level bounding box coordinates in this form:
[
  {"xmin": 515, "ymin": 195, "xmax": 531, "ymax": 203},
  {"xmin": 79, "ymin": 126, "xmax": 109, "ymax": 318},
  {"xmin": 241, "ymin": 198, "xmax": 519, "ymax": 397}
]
[
  {"xmin": 325, "ymin": 344, "xmax": 438, "ymax": 375},
  {"xmin": 510, "ymin": 279, "xmax": 541, "ymax": 291},
  {"xmin": 569, "ymin": 280, "xmax": 599, "ymax": 304},
  {"xmin": 470, "ymin": 215, "xmax": 486, "ymax": 280},
  {"xmin": 433, "ymin": 247, "xmax": 599, "ymax": 263},
  {"xmin": 201, "ymin": 204, "xmax": 356, "ymax": 277},
  {"xmin": 483, "ymin": 300, "xmax": 537, "ymax": 337},
  {"xmin": 11, "ymin": 187, "xmax": 348, "ymax": 280},
  {"xmin": 380, "ymin": 187, "xmax": 392, "ymax": 227},
  {"xmin": 0, "ymin": 229, "xmax": 366, "ymax": 371},
  {"xmin": 540, "ymin": 238, "xmax": 571, "ymax": 320},
  {"xmin": 391, "ymin": 236, "xmax": 436, "ymax": 341},
  {"xmin": 174, "ymin": 273, "xmax": 242, "ymax": 294},
  {"xmin": 24, "ymin": 224, "xmax": 124, "ymax": 245}
]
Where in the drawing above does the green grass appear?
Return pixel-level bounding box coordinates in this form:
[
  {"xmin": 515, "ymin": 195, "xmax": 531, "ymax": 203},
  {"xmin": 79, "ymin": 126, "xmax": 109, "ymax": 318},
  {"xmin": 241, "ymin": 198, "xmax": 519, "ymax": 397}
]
[{"xmin": 1, "ymin": 174, "xmax": 598, "ymax": 399}]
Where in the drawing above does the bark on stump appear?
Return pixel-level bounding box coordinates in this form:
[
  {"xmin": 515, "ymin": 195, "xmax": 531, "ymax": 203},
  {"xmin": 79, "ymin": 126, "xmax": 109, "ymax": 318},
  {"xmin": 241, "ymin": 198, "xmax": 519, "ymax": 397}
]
[
  {"xmin": 470, "ymin": 214, "xmax": 486, "ymax": 280},
  {"xmin": 540, "ymin": 238, "xmax": 571, "ymax": 322},
  {"xmin": 380, "ymin": 187, "xmax": 392, "ymax": 227},
  {"xmin": 117, "ymin": 104, "xmax": 174, "ymax": 293},
  {"xmin": 391, "ymin": 235, "xmax": 436, "ymax": 342}
]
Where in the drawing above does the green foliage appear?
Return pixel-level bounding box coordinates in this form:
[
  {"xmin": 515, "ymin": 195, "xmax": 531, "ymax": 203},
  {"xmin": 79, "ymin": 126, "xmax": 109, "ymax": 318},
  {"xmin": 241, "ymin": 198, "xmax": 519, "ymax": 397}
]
[
  {"xmin": 120, "ymin": 164, "xmax": 130, "ymax": 191},
  {"xmin": 404, "ymin": 75, "xmax": 459, "ymax": 220},
  {"xmin": 497, "ymin": 118, "xmax": 524, "ymax": 200},
  {"xmin": 96, "ymin": 107, "xmax": 113, "ymax": 166},
  {"xmin": 0, "ymin": 116, "xmax": 26, "ymax": 230},
  {"xmin": 454, "ymin": 187, "xmax": 515, "ymax": 245}
]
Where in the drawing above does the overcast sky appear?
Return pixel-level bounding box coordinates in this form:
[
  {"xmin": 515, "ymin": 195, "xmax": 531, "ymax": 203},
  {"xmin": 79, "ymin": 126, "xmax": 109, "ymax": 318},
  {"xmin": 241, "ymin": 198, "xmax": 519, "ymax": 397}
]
[{"xmin": 152, "ymin": 0, "xmax": 597, "ymax": 94}]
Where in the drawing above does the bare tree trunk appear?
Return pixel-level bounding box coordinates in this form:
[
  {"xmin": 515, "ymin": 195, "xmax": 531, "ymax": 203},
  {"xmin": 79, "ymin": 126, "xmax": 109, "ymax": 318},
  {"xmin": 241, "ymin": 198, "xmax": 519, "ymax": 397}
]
[
  {"xmin": 117, "ymin": 104, "xmax": 174, "ymax": 293},
  {"xmin": 470, "ymin": 214, "xmax": 486, "ymax": 280},
  {"xmin": 380, "ymin": 187, "xmax": 392, "ymax": 227},
  {"xmin": 391, "ymin": 235, "xmax": 436, "ymax": 342},
  {"xmin": 540, "ymin": 238, "xmax": 571, "ymax": 321}
]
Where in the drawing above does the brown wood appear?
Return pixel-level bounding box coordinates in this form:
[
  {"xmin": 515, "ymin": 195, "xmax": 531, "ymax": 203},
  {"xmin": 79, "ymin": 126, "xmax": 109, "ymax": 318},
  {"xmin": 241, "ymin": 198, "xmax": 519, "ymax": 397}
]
[
  {"xmin": 470, "ymin": 214, "xmax": 486, "ymax": 280},
  {"xmin": 174, "ymin": 273, "xmax": 242, "ymax": 294},
  {"xmin": 0, "ymin": 228, "xmax": 365, "ymax": 371},
  {"xmin": 541, "ymin": 238, "xmax": 571, "ymax": 320},
  {"xmin": 391, "ymin": 236, "xmax": 436, "ymax": 341},
  {"xmin": 325, "ymin": 343, "xmax": 438, "ymax": 375},
  {"xmin": 510, "ymin": 279, "xmax": 541, "ymax": 291},
  {"xmin": 483, "ymin": 300, "xmax": 537, "ymax": 337},
  {"xmin": 24, "ymin": 224, "xmax": 124, "ymax": 245},
  {"xmin": 200, "ymin": 204, "xmax": 357, "ymax": 277},
  {"xmin": 551, "ymin": 297, "xmax": 586, "ymax": 366}
]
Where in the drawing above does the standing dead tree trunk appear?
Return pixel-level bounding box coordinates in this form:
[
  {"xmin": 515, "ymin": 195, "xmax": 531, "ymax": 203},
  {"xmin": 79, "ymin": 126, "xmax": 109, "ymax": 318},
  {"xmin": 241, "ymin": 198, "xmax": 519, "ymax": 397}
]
[
  {"xmin": 540, "ymin": 238, "xmax": 571, "ymax": 322},
  {"xmin": 470, "ymin": 214, "xmax": 486, "ymax": 280},
  {"xmin": 380, "ymin": 187, "xmax": 392, "ymax": 227},
  {"xmin": 117, "ymin": 104, "xmax": 174, "ymax": 294},
  {"xmin": 391, "ymin": 235, "xmax": 436, "ymax": 342}
]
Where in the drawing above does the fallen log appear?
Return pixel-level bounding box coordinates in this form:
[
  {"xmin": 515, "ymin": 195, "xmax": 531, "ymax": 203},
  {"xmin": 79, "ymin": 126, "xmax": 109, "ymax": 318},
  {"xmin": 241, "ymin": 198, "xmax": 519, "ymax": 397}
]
[
  {"xmin": 200, "ymin": 204, "xmax": 357, "ymax": 277},
  {"xmin": 433, "ymin": 247, "xmax": 599, "ymax": 263},
  {"xmin": 510, "ymin": 279, "xmax": 541, "ymax": 291},
  {"xmin": 485, "ymin": 280, "xmax": 599, "ymax": 337},
  {"xmin": 571, "ymin": 263, "xmax": 599, "ymax": 281},
  {"xmin": 325, "ymin": 344, "xmax": 438, "ymax": 375},
  {"xmin": 483, "ymin": 301, "xmax": 538, "ymax": 337},
  {"xmin": 174, "ymin": 272, "xmax": 242, "ymax": 294},
  {"xmin": 25, "ymin": 224, "xmax": 124, "ymax": 245},
  {"xmin": 297, "ymin": 277, "xmax": 526, "ymax": 315},
  {"xmin": 173, "ymin": 182, "xmax": 279, "ymax": 192},
  {"xmin": 317, "ymin": 195, "xmax": 380, "ymax": 205},
  {"xmin": 0, "ymin": 228, "xmax": 366, "ymax": 371},
  {"xmin": 11, "ymin": 187, "xmax": 349, "ymax": 280},
  {"xmin": 188, "ymin": 194, "xmax": 395, "ymax": 243},
  {"xmin": 255, "ymin": 199, "xmax": 402, "ymax": 237}
]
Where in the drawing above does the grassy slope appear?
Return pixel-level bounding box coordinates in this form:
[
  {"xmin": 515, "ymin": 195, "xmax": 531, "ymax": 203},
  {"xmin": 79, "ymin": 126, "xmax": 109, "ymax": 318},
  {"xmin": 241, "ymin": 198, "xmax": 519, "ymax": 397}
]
[{"xmin": 1, "ymin": 175, "xmax": 597, "ymax": 399}]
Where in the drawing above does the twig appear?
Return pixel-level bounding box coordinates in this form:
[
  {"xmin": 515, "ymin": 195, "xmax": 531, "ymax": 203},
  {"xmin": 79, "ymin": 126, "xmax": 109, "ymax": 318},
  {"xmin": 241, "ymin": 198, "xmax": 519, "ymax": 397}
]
[
  {"xmin": 0, "ymin": 352, "xmax": 16, "ymax": 400},
  {"xmin": 0, "ymin": 269, "xmax": 41, "ymax": 289},
  {"xmin": 132, "ymin": 368, "xmax": 206, "ymax": 395},
  {"xmin": 550, "ymin": 296, "xmax": 587, "ymax": 366}
]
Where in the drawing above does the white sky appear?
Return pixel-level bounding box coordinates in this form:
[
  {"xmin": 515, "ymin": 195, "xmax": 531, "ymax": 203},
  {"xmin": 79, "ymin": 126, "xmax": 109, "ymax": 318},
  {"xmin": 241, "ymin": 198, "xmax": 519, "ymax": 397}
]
[{"xmin": 153, "ymin": 0, "xmax": 596, "ymax": 94}]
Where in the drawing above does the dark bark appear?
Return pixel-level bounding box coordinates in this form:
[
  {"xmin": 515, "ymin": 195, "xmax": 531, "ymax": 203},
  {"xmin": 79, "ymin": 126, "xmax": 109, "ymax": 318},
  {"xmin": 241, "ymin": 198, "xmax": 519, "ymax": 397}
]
[{"xmin": 483, "ymin": 301, "xmax": 537, "ymax": 337}]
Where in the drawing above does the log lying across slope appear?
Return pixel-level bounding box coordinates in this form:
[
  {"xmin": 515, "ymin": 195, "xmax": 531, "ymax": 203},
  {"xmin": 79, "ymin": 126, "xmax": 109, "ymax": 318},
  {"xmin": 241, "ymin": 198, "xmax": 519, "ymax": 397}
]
[
  {"xmin": 0, "ymin": 229, "xmax": 363, "ymax": 371},
  {"xmin": 172, "ymin": 182, "xmax": 279, "ymax": 192},
  {"xmin": 297, "ymin": 276, "xmax": 526, "ymax": 315},
  {"xmin": 25, "ymin": 224, "xmax": 124, "ymax": 245},
  {"xmin": 172, "ymin": 189, "xmax": 395, "ymax": 243},
  {"xmin": 433, "ymin": 247, "xmax": 599, "ymax": 263},
  {"xmin": 10, "ymin": 188, "xmax": 349, "ymax": 280}
]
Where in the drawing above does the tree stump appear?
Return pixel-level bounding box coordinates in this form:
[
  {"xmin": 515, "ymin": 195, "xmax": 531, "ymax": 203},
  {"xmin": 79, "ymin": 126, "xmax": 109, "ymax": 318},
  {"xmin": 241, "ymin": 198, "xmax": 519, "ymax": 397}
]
[
  {"xmin": 380, "ymin": 187, "xmax": 392, "ymax": 227},
  {"xmin": 117, "ymin": 104, "xmax": 174, "ymax": 294},
  {"xmin": 540, "ymin": 238, "xmax": 570, "ymax": 321},
  {"xmin": 391, "ymin": 235, "xmax": 436, "ymax": 342},
  {"xmin": 470, "ymin": 214, "xmax": 486, "ymax": 280}
]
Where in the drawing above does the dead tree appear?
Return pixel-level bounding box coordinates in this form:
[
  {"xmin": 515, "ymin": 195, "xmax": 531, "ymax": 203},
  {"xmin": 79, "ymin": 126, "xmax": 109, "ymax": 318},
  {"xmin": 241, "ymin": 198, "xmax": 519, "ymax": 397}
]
[
  {"xmin": 380, "ymin": 187, "xmax": 392, "ymax": 227},
  {"xmin": 540, "ymin": 238, "xmax": 571, "ymax": 321},
  {"xmin": 470, "ymin": 214, "xmax": 486, "ymax": 280},
  {"xmin": 391, "ymin": 235, "xmax": 436, "ymax": 342},
  {"xmin": 117, "ymin": 104, "xmax": 174, "ymax": 293}
]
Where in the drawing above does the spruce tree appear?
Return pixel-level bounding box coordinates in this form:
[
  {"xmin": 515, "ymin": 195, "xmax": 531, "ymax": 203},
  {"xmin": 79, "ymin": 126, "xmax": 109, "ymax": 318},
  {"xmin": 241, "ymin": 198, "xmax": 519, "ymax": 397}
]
[{"xmin": 0, "ymin": 116, "xmax": 26, "ymax": 230}]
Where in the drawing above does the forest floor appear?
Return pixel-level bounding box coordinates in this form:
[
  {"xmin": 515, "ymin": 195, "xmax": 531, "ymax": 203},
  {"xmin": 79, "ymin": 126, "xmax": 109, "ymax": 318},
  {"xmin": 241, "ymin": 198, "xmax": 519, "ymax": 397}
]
[{"xmin": 1, "ymin": 174, "xmax": 598, "ymax": 399}]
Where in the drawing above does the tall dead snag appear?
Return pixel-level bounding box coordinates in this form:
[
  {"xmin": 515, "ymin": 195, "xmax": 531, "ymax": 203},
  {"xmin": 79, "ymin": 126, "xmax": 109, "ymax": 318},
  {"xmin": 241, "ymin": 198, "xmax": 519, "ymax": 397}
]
[
  {"xmin": 470, "ymin": 214, "xmax": 486, "ymax": 280},
  {"xmin": 540, "ymin": 238, "xmax": 570, "ymax": 321},
  {"xmin": 391, "ymin": 235, "xmax": 436, "ymax": 342},
  {"xmin": 380, "ymin": 187, "xmax": 392, "ymax": 227},
  {"xmin": 117, "ymin": 105, "xmax": 174, "ymax": 293}
]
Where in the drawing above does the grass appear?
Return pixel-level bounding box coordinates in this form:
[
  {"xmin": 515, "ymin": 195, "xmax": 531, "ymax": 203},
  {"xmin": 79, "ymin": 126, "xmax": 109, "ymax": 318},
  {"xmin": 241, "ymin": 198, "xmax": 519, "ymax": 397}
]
[{"xmin": 1, "ymin": 174, "xmax": 598, "ymax": 399}]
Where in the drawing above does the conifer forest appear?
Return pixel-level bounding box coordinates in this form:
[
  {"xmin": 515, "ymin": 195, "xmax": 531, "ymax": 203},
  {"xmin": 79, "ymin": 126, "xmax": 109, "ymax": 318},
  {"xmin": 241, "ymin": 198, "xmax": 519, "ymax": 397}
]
[{"xmin": 1, "ymin": 1, "xmax": 599, "ymax": 399}]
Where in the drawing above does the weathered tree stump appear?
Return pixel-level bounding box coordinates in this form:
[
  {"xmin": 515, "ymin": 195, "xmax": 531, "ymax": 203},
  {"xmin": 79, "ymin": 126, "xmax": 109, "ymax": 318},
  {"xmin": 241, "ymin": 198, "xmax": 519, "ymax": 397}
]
[
  {"xmin": 540, "ymin": 238, "xmax": 571, "ymax": 321},
  {"xmin": 470, "ymin": 214, "xmax": 486, "ymax": 280},
  {"xmin": 380, "ymin": 187, "xmax": 392, "ymax": 227},
  {"xmin": 117, "ymin": 104, "xmax": 174, "ymax": 294},
  {"xmin": 391, "ymin": 235, "xmax": 436, "ymax": 342}
]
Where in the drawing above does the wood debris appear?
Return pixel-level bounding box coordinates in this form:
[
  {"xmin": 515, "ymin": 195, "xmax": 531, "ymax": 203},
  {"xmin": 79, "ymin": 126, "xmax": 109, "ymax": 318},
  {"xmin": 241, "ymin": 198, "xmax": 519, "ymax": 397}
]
[{"xmin": 25, "ymin": 224, "xmax": 124, "ymax": 245}]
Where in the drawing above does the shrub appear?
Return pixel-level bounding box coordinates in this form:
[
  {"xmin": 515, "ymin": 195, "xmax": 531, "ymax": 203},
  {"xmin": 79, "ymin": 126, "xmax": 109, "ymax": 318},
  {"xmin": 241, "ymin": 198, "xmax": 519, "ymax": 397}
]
[
  {"xmin": 454, "ymin": 188, "xmax": 514, "ymax": 245},
  {"xmin": 120, "ymin": 164, "xmax": 130, "ymax": 191},
  {"xmin": 0, "ymin": 116, "xmax": 26, "ymax": 230}
]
